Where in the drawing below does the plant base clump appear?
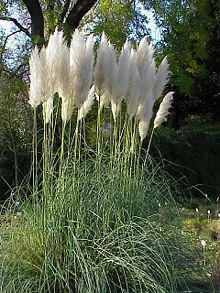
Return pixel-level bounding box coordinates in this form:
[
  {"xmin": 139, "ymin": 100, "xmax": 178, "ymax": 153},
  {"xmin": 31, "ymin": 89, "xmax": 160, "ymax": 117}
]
[{"xmin": 1, "ymin": 161, "xmax": 182, "ymax": 293}]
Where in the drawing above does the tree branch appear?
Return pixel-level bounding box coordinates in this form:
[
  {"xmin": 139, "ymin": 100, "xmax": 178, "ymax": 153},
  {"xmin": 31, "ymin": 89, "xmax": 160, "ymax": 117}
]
[
  {"xmin": 0, "ymin": 30, "xmax": 21, "ymax": 63},
  {"xmin": 59, "ymin": 0, "xmax": 71, "ymax": 22},
  {"xmin": 0, "ymin": 16, "xmax": 31, "ymax": 37},
  {"xmin": 64, "ymin": 0, "xmax": 97, "ymax": 33},
  {"xmin": 21, "ymin": 0, "xmax": 44, "ymax": 45}
]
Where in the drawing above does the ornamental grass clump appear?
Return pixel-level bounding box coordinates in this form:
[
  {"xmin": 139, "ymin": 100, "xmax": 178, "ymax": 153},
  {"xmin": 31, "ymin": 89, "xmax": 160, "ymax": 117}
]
[
  {"xmin": 29, "ymin": 29, "xmax": 172, "ymax": 140},
  {"xmin": 0, "ymin": 28, "xmax": 180, "ymax": 293}
]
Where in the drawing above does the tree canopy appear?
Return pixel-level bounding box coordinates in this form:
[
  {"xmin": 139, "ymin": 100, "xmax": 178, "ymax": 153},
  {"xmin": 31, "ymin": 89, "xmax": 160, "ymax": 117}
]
[{"xmin": 147, "ymin": 0, "xmax": 220, "ymax": 125}]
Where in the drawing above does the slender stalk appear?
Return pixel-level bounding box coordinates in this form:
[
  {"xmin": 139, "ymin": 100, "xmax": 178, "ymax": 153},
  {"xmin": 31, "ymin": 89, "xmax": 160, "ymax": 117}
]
[
  {"xmin": 145, "ymin": 127, "xmax": 155, "ymax": 162},
  {"xmin": 121, "ymin": 113, "xmax": 130, "ymax": 196},
  {"xmin": 113, "ymin": 111, "xmax": 120, "ymax": 172},
  {"xmin": 73, "ymin": 115, "xmax": 80, "ymax": 176},
  {"xmin": 32, "ymin": 108, "xmax": 37, "ymax": 194},
  {"xmin": 96, "ymin": 100, "xmax": 102, "ymax": 182},
  {"xmin": 109, "ymin": 107, "xmax": 113, "ymax": 165},
  {"xmin": 82, "ymin": 118, "xmax": 87, "ymax": 173},
  {"xmin": 42, "ymin": 107, "xmax": 48, "ymax": 196},
  {"xmin": 59, "ymin": 121, "xmax": 66, "ymax": 176},
  {"xmin": 78, "ymin": 117, "xmax": 82, "ymax": 171},
  {"xmin": 42, "ymin": 105, "xmax": 48, "ymax": 247}
]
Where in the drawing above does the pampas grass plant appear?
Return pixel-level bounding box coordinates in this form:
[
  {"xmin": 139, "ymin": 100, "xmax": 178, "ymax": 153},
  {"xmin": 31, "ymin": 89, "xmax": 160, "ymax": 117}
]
[{"xmin": 0, "ymin": 28, "xmax": 183, "ymax": 293}]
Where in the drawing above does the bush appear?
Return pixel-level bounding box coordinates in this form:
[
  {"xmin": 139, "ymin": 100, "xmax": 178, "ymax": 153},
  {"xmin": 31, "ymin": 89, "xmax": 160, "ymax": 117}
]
[
  {"xmin": 0, "ymin": 74, "xmax": 32, "ymax": 201},
  {"xmin": 147, "ymin": 122, "xmax": 220, "ymax": 198}
]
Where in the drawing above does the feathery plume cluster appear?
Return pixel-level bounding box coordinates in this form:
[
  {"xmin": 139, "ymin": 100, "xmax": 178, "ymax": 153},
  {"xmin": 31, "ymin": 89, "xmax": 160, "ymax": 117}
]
[
  {"xmin": 29, "ymin": 47, "xmax": 51, "ymax": 108},
  {"xmin": 28, "ymin": 28, "xmax": 172, "ymax": 139},
  {"xmin": 126, "ymin": 49, "xmax": 141, "ymax": 118},
  {"xmin": 153, "ymin": 57, "xmax": 169, "ymax": 100},
  {"xmin": 154, "ymin": 92, "xmax": 174, "ymax": 128},
  {"xmin": 110, "ymin": 40, "xmax": 130, "ymax": 119},
  {"xmin": 94, "ymin": 34, "xmax": 118, "ymax": 110},
  {"xmin": 29, "ymin": 28, "xmax": 95, "ymax": 123},
  {"xmin": 46, "ymin": 28, "xmax": 66, "ymax": 94},
  {"xmin": 29, "ymin": 47, "xmax": 41, "ymax": 108},
  {"xmin": 69, "ymin": 31, "xmax": 94, "ymax": 108},
  {"xmin": 78, "ymin": 86, "xmax": 96, "ymax": 121}
]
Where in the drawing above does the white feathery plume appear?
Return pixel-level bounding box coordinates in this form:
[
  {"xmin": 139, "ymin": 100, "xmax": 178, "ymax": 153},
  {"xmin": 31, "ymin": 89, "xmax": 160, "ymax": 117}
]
[
  {"xmin": 94, "ymin": 33, "xmax": 108, "ymax": 94},
  {"xmin": 139, "ymin": 120, "xmax": 150, "ymax": 142},
  {"xmin": 100, "ymin": 41, "xmax": 118, "ymax": 118},
  {"xmin": 111, "ymin": 39, "xmax": 131, "ymax": 120},
  {"xmin": 61, "ymin": 97, "xmax": 74, "ymax": 123},
  {"xmin": 126, "ymin": 48, "xmax": 141, "ymax": 118},
  {"xmin": 136, "ymin": 37, "xmax": 156, "ymax": 104},
  {"xmin": 70, "ymin": 30, "xmax": 95, "ymax": 108},
  {"xmin": 110, "ymin": 102, "xmax": 119, "ymax": 121},
  {"xmin": 46, "ymin": 28, "xmax": 66, "ymax": 95},
  {"xmin": 45, "ymin": 28, "xmax": 71, "ymax": 122},
  {"xmin": 41, "ymin": 29, "xmax": 65, "ymax": 122},
  {"xmin": 153, "ymin": 56, "xmax": 169, "ymax": 100},
  {"xmin": 135, "ymin": 36, "xmax": 157, "ymax": 138},
  {"xmin": 112, "ymin": 39, "xmax": 131, "ymax": 101},
  {"xmin": 78, "ymin": 85, "xmax": 95, "ymax": 120},
  {"xmin": 57, "ymin": 41, "xmax": 70, "ymax": 103},
  {"xmin": 83, "ymin": 34, "xmax": 95, "ymax": 97},
  {"xmin": 29, "ymin": 46, "xmax": 52, "ymax": 108},
  {"xmin": 137, "ymin": 91, "xmax": 154, "ymax": 141},
  {"xmin": 67, "ymin": 29, "xmax": 85, "ymax": 109},
  {"xmin": 136, "ymin": 37, "xmax": 149, "ymax": 73},
  {"xmin": 154, "ymin": 91, "xmax": 174, "ymax": 128},
  {"xmin": 103, "ymin": 42, "xmax": 117, "ymax": 112},
  {"xmin": 94, "ymin": 33, "xmax": 117, "ymax": 108},
  {"xmin": 43, "ymin": 96, "xmax": 53, "ymax": 124},
  {"xmin": 39, "ymin": 46, "xmax": 52, "ymax": 100},
  {"xmin": 29, "ymin": 46, "xmax": 42, "ymax": 108}
]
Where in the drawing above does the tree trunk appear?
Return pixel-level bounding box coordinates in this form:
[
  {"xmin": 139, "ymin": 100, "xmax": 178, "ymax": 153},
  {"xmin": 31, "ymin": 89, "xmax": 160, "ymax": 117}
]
[
  {"xmin": 64, "ymin": 0, "xmax": 97, "ymax": 40},
  {"xmin": 21, "ymin": 0, "xmax": 98, "ymax": 45},
  {"xmin": 22, "ymin": 0, "xmax": 44, "ymax": 46}
]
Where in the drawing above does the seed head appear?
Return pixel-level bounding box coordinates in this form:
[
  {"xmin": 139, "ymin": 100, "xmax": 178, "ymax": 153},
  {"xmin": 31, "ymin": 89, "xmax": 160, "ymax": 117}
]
[{"xmin": 154, "ymin": 92, "xmax": 174, "ymax": 128}]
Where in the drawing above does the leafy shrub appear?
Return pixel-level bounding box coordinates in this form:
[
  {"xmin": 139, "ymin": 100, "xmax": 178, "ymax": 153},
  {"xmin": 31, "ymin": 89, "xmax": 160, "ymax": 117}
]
[{"xmin": 147, "ymin": 122, "xmax": 220, "ymax": 198}]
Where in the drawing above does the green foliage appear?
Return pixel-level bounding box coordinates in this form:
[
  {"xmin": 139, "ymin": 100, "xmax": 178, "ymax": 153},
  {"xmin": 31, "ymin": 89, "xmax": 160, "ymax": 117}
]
[
  {"xmin": 0, "ymin": 73, "xmax": 32, "ymax": 199},
  {"xmin": 40, "ymin": 0, "xmax": 64, "ymax": 35},
  {"xmin": 89, "ymin": 0, "xmax": 149, "ymax": 49},
  {"xmin": 0, "ymin": 0, "xmax": 7, "ymax": 14},
  {"xmin": 146, "ymin": 122, "xmax": 220, "ymax": 198},
  {"xmin": 93, "ymin": 0, "xmax": 133, "ymax": 48},
  {"xmin": 163, "ymin": 1, "xmax": 211, "ymax": 94},
  {"xmin": 146, "ymin": 0, "xmax": 220, "ymax": 125}
]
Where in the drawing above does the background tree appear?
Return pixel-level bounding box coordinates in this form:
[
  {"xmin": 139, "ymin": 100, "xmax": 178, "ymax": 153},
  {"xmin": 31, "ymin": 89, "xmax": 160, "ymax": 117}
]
[
  {"xmin": 0, "ymin": 71, "xmax": 31, "ymax": 198},
  {"xmin": 88, "ymin": 0, "xmax": 149, "ymax": 48},
  {"xmin": 146, "ymin": 0, "xmax": 220, "ymax": 126}
]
